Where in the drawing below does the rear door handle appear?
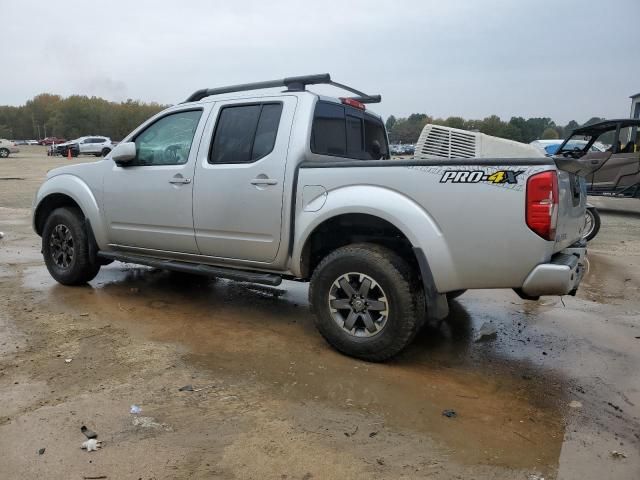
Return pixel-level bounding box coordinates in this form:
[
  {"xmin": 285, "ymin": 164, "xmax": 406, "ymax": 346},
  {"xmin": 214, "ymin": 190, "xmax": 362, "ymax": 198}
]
[{"xmin": 250, "ymin": 178, "xmax": 278, "ymax": 186}]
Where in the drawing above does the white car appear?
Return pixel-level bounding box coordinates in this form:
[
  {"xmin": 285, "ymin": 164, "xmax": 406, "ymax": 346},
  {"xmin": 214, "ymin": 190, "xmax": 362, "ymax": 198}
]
[
  {"xmin": 0, "ymin": 139, "xmax": 20, "ymax": 158},
  {"xmin": 56, "ymin": 136, "xmax": 114, "ymax": 157}
]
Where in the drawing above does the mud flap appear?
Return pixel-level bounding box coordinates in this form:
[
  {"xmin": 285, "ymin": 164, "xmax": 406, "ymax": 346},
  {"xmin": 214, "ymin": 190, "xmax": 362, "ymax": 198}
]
[{"xmin": 413, "ymin": 247, "xmax": 449, "ymax": 320}]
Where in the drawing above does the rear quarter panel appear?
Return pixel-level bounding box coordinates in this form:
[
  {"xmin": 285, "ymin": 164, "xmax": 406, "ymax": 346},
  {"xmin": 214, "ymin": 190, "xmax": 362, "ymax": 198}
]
[{"xmin": 294, "ymin": 162, "xmax": 557, "ymax": 292}]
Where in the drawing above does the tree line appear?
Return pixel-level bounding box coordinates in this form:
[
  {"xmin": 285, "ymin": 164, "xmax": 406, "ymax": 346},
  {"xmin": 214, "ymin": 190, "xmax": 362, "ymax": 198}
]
[
  {"xmin": 386, "ymin": 114, "xmax": 606, "ymax": 145},
  {"xmin": 0, "ymin": 94, "xmax": 167, "ymax": 141},
  {"xmin": 1, "ymin": 93, "xmax": 606, "ymax": 145}
]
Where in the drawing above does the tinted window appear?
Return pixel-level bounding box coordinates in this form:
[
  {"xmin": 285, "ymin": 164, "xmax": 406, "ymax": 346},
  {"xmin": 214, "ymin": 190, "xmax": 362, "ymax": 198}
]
[
  {"xmin": 252, "ymin": 104, "xmax": 283, "ymax": 160},
  {"xmin": 311, "ymin": 101, "xmax": 389, "ymax": 160},
  {"xmin": 134, "ymin": 109, "xmax": 202, "ymax": 166},
  {"xmin": 311, "ymin": 102, "xmax": 346, "ymax": 156},
  {"xmin": 364, "ymin": 115, "xmax": 388, "ymax": 159},
  {"xmin": 209, "ymin": 103, "xmax": 282, "ymax": 164},
  {"xmin": 346, "ymin": 115, "xmax": 363, "ymax": 157}
]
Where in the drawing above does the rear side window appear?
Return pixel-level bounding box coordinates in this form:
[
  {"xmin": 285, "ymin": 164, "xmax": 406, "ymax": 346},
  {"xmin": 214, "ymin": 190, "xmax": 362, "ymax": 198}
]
[
  {"xmin": 209, "ymin": 103, "xmax": 283, "ymax": 164},
  {"xmin": 364, "ymin": 117, "xmax": 388, "ymax": 159},
  {"xmin": 311, "ymin": 101, "xmax": 389, "ymax": 160},
  {"xmin": 311, "ymin": 102, "xmax": 346, "ymax": 156}
]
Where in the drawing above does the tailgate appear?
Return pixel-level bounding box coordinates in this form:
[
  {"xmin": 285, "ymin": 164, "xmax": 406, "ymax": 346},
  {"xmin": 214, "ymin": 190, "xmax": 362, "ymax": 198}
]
[{"xmin": 554, "ymin": 170, "xmax": 586, "ymax": 251}]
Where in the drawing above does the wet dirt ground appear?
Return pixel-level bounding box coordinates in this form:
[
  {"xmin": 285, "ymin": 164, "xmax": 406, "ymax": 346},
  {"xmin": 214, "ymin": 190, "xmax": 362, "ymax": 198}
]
[{"xmin": 1, "ymin": 147, "xmax": 639, "ymax": 479}]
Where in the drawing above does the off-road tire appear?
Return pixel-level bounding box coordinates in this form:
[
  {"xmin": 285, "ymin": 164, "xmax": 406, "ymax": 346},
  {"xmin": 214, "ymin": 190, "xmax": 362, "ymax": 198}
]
[
  {"xmin": 42, "ymin": 207, "xmax": 101, "ymax": 285},
  {"xmin": 309, "ymin": 243, "xmax": 425, "ymax": 362},
  {"xmin": 446, "ymin": 289, "xmax": 466, "ymax": 300},
  {"xmin": 0, "ymin": 148, "xmax": 9, "ymax": 158},
  {"xmin": 583, "ymin": 207, "xmax": 601, "ymax": 241}
]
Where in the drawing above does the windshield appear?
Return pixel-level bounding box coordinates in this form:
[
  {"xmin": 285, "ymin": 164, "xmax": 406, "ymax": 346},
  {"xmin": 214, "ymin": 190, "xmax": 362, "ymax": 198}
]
[{"xmin": 557, "ymin": 134, "xmax": 597, "ymax": 157}]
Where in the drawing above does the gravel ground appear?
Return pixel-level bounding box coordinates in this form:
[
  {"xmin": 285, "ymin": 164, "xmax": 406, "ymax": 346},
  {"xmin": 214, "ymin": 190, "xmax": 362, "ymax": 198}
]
[{"xmin": 0, "ymin": 147, "xmax": 639, "ymax": 479}]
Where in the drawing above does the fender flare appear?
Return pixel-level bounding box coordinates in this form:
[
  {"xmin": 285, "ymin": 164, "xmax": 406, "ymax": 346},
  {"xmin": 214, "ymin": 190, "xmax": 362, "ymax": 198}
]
[
  {"xmin": 291, "ymin": 184, "xmax": 459, "ymax": 293},
  {"xmin": 33, "ymin": 174, "xmax": 107, "ymax": 248}
]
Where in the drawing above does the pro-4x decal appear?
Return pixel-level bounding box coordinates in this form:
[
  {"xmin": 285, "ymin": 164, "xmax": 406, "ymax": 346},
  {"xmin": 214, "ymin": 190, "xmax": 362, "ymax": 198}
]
[{"xmin": 440, "ymin": 170, "xmax": 524, "ymax": 184}]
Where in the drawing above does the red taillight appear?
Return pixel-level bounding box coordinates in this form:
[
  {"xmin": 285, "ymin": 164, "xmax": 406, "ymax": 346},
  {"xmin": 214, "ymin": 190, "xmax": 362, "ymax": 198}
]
[
  {"xmin": 340, "ymin": 97, "xmax": 365, "ymax": 110},
  {"xmin": 526, "ymin": 171, "xmax": 558, "ymax": 240}
]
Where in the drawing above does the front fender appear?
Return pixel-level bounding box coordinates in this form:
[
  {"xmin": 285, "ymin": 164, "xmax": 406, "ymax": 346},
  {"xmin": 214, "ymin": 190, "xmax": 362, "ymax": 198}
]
[
  {"xmin": 291, "ymin": 185, "xmax": 459, "ymax": 291},
  {"xmin": 33, "ymin": 174, "xmax": 107, "ymax": 248}
]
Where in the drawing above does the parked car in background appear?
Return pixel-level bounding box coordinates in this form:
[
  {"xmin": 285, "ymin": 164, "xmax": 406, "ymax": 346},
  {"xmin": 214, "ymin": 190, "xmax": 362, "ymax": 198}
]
[
  {"xmin": 389, "ymin": 143, "xmax": 415, "ymax": 156},
  {"xmin": 39, "ymin": 137, "xmax": 67, "ymax": 146},
  {"xmin": 27, "ymin": 140, "xmax": 39, "ymax": 145},
  {"xmin": 0, "ymin": 139, "xmax": 20, "ymax": 157},
  {"xmin": 55, "ymin": 136, "xmax": 114, "ymax": 157},
  {"xmin": 13, "ymin": 140, "xmax": 28, "ymax": 146}
]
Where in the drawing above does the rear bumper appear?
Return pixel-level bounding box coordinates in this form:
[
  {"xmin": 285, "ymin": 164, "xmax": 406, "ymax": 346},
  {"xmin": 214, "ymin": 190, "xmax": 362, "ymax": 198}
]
[{"xmin": 520, "ymin": 242, "xmax": 586, "ymax": 296}]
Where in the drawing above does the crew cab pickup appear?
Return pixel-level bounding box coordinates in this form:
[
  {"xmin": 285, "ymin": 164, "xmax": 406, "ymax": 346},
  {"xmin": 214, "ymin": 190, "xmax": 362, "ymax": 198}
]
[{"xmin": 32, "ymin": 74, "xmax": 588, "ymax": 361}]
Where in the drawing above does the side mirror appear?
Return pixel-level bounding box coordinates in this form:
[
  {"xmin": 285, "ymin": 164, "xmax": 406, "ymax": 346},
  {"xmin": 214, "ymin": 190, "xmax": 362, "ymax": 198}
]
[{"xmin": 111, "ymin": 142, "xmax": 136, "ymax": 165}]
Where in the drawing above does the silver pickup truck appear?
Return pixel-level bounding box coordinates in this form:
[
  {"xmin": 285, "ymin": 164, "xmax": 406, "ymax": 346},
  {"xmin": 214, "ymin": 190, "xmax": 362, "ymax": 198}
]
[{"xmin": 33, "ymin": 74, "xmax": 588, "ymax": 361}]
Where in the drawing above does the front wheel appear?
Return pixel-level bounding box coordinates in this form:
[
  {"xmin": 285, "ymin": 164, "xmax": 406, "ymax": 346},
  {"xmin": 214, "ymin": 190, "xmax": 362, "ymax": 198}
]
[
  {"xmin": 42, "ymin": 207, "xmax": 100, "ymax": 285},
  {"xmin": 583, "ymin": 207, "xmax": 601, "ymax": 241},
  {"xmin": 309, "ymin": 243, "xmax": 425, "ymax": 362},
  {"xmin": 0, "ymin": 148, "xmax": 9, "ymax": 158}
]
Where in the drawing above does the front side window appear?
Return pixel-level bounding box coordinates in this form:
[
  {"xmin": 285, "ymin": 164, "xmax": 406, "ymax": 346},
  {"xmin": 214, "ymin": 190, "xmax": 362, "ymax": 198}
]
[
  {"xmin": 209, "ymin": 103, "xmax": 283, "ymax": 164},
  {"xmin": 311, "ymin": 101, "xmax": 389, "ymax": 160},
  {"xmin": 134, "ymin": 110, "xmax": 202, "ymax": 166}
]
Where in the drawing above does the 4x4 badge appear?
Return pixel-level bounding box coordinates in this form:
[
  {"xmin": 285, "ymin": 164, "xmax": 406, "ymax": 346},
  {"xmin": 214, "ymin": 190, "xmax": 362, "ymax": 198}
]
[{"xmin": 440, "ymin": 170, "xmax": 524, "ymax": 184}]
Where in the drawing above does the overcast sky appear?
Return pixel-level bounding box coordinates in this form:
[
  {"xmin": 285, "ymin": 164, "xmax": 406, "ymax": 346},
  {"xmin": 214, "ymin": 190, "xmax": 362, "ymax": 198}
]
[{"xmin": 2, "ymin": 0, "xmax": 638, "ymax": 124}]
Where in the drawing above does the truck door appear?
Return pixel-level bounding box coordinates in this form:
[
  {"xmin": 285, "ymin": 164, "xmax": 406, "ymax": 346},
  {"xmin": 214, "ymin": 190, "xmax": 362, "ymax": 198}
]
[
  {"xmin": 193, "ymin": 96, "xmax": 297, "ymax": 263},
  {"xmin": 103, "ymin": 108, "xmax": 206, "ymax": 253}
]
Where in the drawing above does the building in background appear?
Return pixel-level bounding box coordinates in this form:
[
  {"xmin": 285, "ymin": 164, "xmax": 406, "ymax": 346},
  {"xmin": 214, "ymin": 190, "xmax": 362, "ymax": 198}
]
[{"xmin": 631, "ymin": 92, "xmax": 640, "ymax": 119}]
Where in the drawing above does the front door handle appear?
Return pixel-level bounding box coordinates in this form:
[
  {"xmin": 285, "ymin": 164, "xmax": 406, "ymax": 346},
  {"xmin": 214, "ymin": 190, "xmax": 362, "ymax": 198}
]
[
  {"xmin": 250, "ymin": 177, "xmax": 278, "ymax": 186},
  {"xmin": 169, "ymin": 176, "xmax": 191, "ymax": 185}
]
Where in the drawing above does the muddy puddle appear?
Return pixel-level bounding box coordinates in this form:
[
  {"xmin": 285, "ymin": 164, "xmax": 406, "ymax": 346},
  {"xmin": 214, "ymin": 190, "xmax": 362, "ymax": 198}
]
[{"xmin": 18, "ymin": 261, "xmax": 573, "ymax": 470}]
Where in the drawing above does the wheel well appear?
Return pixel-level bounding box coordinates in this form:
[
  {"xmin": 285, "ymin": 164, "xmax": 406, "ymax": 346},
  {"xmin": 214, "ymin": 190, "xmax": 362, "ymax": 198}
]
[
  {"xmin": 34, "ymin": 193, "xmax": 83, "ymax": 236},
  {"xmin": 300, "ymin": 214, "xmax": 418, "ymax": 279}
]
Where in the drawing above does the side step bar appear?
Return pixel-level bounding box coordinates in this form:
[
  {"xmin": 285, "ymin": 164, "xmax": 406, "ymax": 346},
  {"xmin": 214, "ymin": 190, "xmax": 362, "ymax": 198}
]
[{"xmin": 97, "ymin": 251, "xmax": 282, "ymax": 286}]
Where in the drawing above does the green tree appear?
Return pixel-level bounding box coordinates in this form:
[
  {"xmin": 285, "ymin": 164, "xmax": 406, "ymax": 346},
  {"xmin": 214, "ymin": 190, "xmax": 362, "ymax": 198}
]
[
  {"xmin": 385, "ymin": 115, "xmax": 396, "ymax": 131},
  {"xmin": 541, "ymin": 127, "xmax": 559, "ymax": 139},
  {"xmin": 0, "ymin": 93, "xmax": 167, "ymax": 140},
  {"xmin": 388, "ymin": 113, "xmax": 432, "ymax": 144},
  {"xmin": 444, "ymin": 116, "xmax": 465, "ymax": 130},
  {"xmin": 564, "ymin": 120, "xmax": 580, "ymax": 134}
]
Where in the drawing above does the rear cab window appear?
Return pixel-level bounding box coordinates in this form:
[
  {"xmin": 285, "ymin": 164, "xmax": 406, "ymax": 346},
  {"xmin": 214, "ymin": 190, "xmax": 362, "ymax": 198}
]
[{"xmin": 311, "ymin": 100, "xmax": 389, "ymax": 160}]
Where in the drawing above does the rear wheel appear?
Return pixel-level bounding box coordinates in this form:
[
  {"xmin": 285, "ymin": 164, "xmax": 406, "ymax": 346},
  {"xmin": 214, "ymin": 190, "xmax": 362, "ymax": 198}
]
[
  {"xmin": 446, "ymin": 289, "xmax": 466, "ymax": 300},
  {"xmin": 42, "ymin": 207, "xmax": 100, "ymax": 285},
  {"xmin": 101, "ymin": 148, "xmax": 111, "ymax": 157},
  {"xmin": 583, "ymin": 207, "xmax": 601, "ymax": 241},
  {"xmin": 0, "ymin": 148, "xmax": 9, "ymax": 158},
  {"xmin": 309, "ymin": 243, "xmax": 425, "ymax": 362}
]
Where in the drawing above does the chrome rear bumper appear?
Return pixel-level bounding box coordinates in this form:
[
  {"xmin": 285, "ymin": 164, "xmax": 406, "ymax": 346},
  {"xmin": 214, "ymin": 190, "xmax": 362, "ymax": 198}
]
[{"xmin": 520, "ymin": 243, "xmax": 586, "ymax": 297}]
